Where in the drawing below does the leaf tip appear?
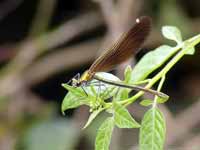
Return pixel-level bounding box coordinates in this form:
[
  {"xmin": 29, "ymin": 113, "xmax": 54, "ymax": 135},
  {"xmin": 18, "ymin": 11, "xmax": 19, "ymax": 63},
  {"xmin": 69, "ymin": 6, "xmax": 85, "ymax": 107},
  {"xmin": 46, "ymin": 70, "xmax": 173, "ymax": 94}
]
[
  {"xmin": 61, "ymin": 83, "xmax": 66, "ymax": 88},
  {"xmin": 61, "ymin": 110, "xmax": 66, "ymax": 116},
  {"xmin": 161, "ymin": 26, "xmax": 182, "ymax": 44},
  {"xmin": 61, "ymin": 102, "xmax": 66, "ymax": 115},
  {"xmin": 82, "ymin": 125, "xmax": 87, "ymax": 130}
]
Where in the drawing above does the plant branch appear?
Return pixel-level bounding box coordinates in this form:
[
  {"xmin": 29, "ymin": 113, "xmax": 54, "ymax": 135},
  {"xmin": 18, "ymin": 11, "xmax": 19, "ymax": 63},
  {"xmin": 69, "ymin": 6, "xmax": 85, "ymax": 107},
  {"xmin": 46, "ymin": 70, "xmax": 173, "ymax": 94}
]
[
  {"xmin": 121, "ymin": 34, "xmax": 200, "ymax": 106},
  {"xmin": 28, "ymin": 0, "xmax": 57, "ymax": 37},
  {"xmin": 0, "ymin": 12, "xmax": 103, "ymax": 75}
]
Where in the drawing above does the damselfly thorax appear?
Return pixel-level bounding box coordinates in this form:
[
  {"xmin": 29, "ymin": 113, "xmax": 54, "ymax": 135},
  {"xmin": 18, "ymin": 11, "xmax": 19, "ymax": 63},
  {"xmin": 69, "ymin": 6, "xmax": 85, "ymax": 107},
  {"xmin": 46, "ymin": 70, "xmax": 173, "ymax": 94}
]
[{"xmin": 71, "ymin": 70, "xmax": 95, "ymax": 87}]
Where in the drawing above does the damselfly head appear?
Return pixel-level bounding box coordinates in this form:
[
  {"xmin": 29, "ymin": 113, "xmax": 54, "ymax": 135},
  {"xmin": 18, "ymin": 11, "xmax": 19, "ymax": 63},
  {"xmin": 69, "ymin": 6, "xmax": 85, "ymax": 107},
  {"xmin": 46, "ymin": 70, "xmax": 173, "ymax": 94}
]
[
  {"xmin": 71, "ymin": 77, "xmax": 88, "ymax": 87},
  {"xmin": 71, "ymin": 71, "xmax": 92, "ymax": 87},
  {"xmin": 71, "ymin": 78, "xmax": 79, "ymax": 87}
]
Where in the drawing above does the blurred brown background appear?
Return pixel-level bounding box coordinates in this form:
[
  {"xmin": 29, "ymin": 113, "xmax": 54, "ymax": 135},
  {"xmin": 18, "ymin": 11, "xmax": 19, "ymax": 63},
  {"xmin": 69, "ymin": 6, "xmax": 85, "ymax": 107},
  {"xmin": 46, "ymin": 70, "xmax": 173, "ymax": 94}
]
[{"xmin": 0, "ymin": 0, "xmax": 200, "ymax": 150}]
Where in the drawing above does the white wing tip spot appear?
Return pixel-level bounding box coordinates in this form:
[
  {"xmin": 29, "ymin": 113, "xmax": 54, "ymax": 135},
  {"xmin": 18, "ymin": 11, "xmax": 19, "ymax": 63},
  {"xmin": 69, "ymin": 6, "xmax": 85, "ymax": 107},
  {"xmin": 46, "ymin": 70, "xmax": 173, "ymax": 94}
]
[{"xmin": 136, "ymin": 18, "xmax": 140, "ymax": 23}]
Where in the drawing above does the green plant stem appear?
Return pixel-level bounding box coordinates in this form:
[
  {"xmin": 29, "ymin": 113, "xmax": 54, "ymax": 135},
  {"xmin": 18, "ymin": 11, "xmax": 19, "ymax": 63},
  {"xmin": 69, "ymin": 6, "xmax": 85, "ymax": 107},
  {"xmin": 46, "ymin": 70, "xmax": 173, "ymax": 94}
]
[
  {"xmin": 120, "ymin": 33, "xmax": 200, "ymax": 107},
  {"xmin": 132, "ymin": 79, "xmax": 151, "ymax": 85},
  {"xmin": 153, "ymin": 75, "xmax": 166, "ymax": 108}
]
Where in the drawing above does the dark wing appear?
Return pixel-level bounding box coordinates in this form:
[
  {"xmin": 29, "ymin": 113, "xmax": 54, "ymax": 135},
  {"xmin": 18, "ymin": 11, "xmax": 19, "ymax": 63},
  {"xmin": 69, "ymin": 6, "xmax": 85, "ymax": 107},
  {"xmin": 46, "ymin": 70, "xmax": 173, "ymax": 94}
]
[{"xmin": 88, "ymin": 16, "xmax": 152, "ymax": 73}]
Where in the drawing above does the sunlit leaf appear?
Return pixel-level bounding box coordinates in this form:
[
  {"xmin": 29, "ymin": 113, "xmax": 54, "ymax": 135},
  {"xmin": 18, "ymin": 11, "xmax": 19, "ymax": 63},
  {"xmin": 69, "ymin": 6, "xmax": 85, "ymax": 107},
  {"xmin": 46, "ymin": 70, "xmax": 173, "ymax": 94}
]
[
  {"xmin": 61, "ymin": 73, "xmax": 120, "ymax": 112},
  {"xmin": 115, "ymin": 88, "xmax": 129, "ymax": 101},
  {"xmin": 83, "ymin": 107, "xmax": 105, "ymax": 129},
  {"xmin": 139, "ymin": 108, "xmax": 166, "ymax": 150},
  {"xmin": 61, "ymin": 92, "xmax": 89, "ymax": 113},
  {"xmin": 62, "ymin": 84, "xmax": 85, "ymax": 97},
  {"xmin": 113, "ymin": 102, "xmax": 140, "ymax": 128},
  {"xmin": 95, "ymin": 117, "xmax": 114, "ymax": 150},
  {"xmin": 185, "ymin": 46, "xmax": 195, "ymax": 55},
  {"xmin": 113, "ymin": 65, "xmax": 132, "ymax": 101},
  {"xmin": 61, "ymin": 84, "xmax": 92, "ymax": 113},
  {"xmin": 124, "ymin": 65, "xmax": 132, "ymax": 83},
  {"xmin": 183, "ymin": 41, "xmax": 195, "ymax": 55},
  {"xmin": 156, "ymin": 96, "xmax": 169, "ymax": 104},
  {"xmin": 89, "ymin": 72, "xmax": 120, "ymax": 99},
  {"xmin": 162, "ymin": 26, "xmax": 182, "ymax": 44},
  {"xmin": 130, "ymin": 45, "xmax": 174, "ymax": 83},
  {"xmin": 140, "ymin": 99, "xmax": 153, "ymax": 106}
]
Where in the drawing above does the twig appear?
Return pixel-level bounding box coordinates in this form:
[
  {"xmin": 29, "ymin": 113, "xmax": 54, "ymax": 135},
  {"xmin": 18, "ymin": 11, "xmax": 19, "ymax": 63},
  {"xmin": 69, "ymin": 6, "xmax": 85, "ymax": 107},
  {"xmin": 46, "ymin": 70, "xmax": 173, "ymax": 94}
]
[
  {"xmin": 11, "ymin": 12, "xmax": 102, "ymax": 71},
  {"xmin": 28, "ymin": 0, "xmax": 57, "ymax": 37},
  {"xmin": 94, "ymin": 0, "xmax": 117, "ymax": 31},
  {"xmin": 0, "ymin": 12, "xmax": 103, "ymax": 98},
  {"xmin": 24, "ymin": 39, "xmax": 102, "ymax": 86}
]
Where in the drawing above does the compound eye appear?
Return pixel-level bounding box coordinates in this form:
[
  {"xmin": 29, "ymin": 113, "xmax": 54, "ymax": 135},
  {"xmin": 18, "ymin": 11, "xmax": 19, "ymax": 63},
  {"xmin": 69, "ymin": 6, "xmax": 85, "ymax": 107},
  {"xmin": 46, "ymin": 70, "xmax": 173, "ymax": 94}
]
[
  {"xmin": 72, "ymin": 82, "xmax": 76, "ymax": 87},
  {"xmin": 72, "ymin": 79, "xmax": 78, "ymax": 87}
]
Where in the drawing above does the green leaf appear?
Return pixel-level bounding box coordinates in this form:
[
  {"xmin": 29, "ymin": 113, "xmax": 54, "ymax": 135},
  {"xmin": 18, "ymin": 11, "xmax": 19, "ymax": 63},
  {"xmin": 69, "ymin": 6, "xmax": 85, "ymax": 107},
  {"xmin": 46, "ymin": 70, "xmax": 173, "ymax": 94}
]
[
  {"xmin": 185, "ymin": 46, "xmax": 195, "ymax": 55},
  {"xmin": 113, "ymin": 102, "xmax": 140, "ymax": 128},
  {"xmin": 99, "ymin": 86, "xmax": 116, "ymax": 100},
  {"xmin": 61, "ymin": 72, "xmax": 120, "ymax": 112},
  {"xmin": 140, "ymin": 99, "xmax": 153, "ymax": 106},
  {"xmin": 139, "ymin": 108, "xmax": 166, "ymax": 150},
  {"xmin": 113, "ymin": 66, "xmax": 132, "ymax": 101},
  {"xmin": 61, "ymin": 84, "xmax": 94, "ymax": 113},
  {"xmin": 162, "ymin": 26, "xmax": 182, "ymax": 44},
  {"xmin": 115, "ymin": 88, "xmax": 129, "ymax": 101},
  {"xmin": 183, "ymin": 41, "xmax": 195, "ymax": 55},
  {"xmin": 156, "ymin": 96, "xmax": 169, "ymax": 104},
  {"xmin": 90, "ymin": 72, "xmax": 120, "ymax": 99},
  {"xmin": 96, "ymin": 72, "xmax": 120, "ymax": 81},
  {"xmin": 130, "ymin": 45, "xmax": 174, "ymax": 83},
  {"xmin": 95, "ymin": 117, "xmax": 114, "ymax": 150},
  {"xmin": 83, "ymin": 108, "xmax": 105, "ymax": 129},
  {"xmin": 124, "ymin": 65, "xmax": 132, "ymax": 83},
  {"xmin": 61, "ymin": 92, "xmax": 89, "ymax": 113},
  {"xmin": 62, "ymin": 84, "xmax": 85, "ymax": 97}
]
